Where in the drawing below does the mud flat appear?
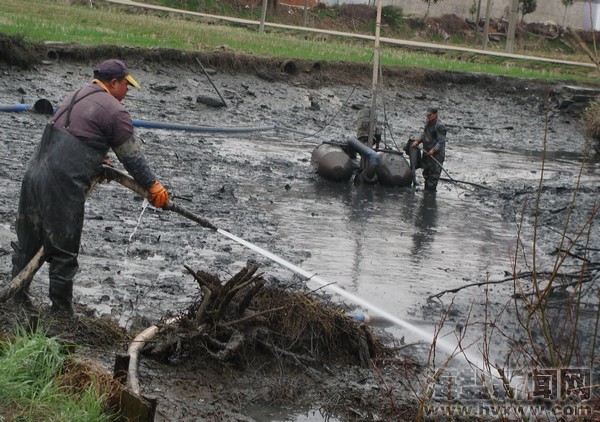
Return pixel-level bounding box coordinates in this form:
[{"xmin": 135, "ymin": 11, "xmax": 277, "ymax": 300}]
[{"xmin": 1, "ymin": 41, "xmax": 599, "ymax": 420}]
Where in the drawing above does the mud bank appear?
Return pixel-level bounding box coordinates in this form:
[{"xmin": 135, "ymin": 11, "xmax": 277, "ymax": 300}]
[{"xmin": 1, "ymin": 42, "xmax": 599, "ymax": 420}]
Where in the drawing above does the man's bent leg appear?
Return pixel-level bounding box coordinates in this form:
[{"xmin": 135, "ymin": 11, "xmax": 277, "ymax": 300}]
[
  {"xmin": 423, "ymin": 152, "xmax": 444, "ymax": 191},
  {"xmin": 421, "ymin": 156, "xmax": 437, "ymax": 191}
]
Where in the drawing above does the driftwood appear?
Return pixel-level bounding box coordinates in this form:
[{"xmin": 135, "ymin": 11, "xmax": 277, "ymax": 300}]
[
  {"xmin": 0, "ymin": 247, "xmax": 44, "ymax": 303},
  {"xmin": 183, "ymin": 262, "xmax": 274, "ymax": 333},
  {"xmin": 429, "ymin": 267, "xmax": 598, "ymax": 300},
  {"xmin": 139, "ymin": 263, "xmax": 283, "ymax": 367}
]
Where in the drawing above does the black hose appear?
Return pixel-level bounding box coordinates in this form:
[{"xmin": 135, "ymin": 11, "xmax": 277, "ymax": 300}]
[{"xmin": 439, "ymin": 177, "xmax": 495, "ymax": 191}]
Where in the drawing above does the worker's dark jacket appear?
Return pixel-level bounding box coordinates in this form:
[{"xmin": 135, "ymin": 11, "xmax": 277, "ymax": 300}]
[
  {"xmin": 12, "ymin": 82, "xmax": 156, "ymax": 309},
  {"xmin": 419, "ymin": 118, "xmax": 446, "ymax": 191},
  {"xmin": 420, "ymin": 118, "xmax": 446, "ymax": 155}
]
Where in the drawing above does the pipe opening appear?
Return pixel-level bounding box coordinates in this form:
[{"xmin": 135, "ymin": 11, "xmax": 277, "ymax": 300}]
[
  {"xmin": 46, "ymin": 49, "xmax": 59, "ymax": 61},
  {"xmin": 33, "ymin": 99, "xmax": 54, "ymax": 115},
  {"xmin": 281, "ymin": 60, "xmax": 299, "ymax": 76}
]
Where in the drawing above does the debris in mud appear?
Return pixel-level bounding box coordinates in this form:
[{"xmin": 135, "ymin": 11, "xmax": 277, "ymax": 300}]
[
  {"xmin": 196, "ymin": 94, "xmax": 227, "ymax": 107},
  {"xmin": 143, "ymin": 263, "xmax": 381, "ymax": 370}
]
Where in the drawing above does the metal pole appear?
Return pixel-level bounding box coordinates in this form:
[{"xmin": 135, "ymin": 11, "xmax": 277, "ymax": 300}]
[
  {"xmin": 195, "ymin": 58, "xmax": 227, "ymax": 107},
  {"xmin": 367, "ymin": 0, "xmax": 383, "ymax": 148}
]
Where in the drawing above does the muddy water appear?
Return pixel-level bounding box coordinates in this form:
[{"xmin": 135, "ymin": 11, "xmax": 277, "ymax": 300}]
[{"xmin": 190, "ymin": 128, "xmax": 598, "ymax": 356}]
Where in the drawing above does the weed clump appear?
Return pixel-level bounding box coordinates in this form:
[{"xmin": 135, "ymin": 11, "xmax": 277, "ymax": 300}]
[
  {"xmin": 0, "ymin": 33, "xmax": 36, "ymax": 68},
  {"xmin": 0, "ymin": 327, "xmax": 119, "ymax": 420}
]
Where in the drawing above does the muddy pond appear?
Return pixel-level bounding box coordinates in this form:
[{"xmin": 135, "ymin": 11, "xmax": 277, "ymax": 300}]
[{"xmin": 1, "ymin": 51, "xmax": 599, "ymax": 420}]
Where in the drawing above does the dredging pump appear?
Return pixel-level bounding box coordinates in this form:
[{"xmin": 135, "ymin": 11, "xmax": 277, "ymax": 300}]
[{"xmin": 311, "ymin": 108, "xmax": 417, "ymax": 187}]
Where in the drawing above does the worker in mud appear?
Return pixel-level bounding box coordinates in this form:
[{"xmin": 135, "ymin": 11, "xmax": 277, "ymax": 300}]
[
  {"xmin": 411, "ymin": 107, "xmax": 446, "ymax": 191},
  {"xmin": 10, "ymin": 59, "xmax": 169, "ymax": 317}
]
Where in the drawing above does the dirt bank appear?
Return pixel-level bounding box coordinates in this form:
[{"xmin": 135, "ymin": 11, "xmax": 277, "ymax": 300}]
[{"xmin": 1, "ymin": 39, "xmax": 599, "ymax": 420}]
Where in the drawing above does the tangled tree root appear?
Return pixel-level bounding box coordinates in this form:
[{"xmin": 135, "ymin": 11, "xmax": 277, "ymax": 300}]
[{"xmin": 143, "ymin": 263, "xmax": 382, "ymax": 369}]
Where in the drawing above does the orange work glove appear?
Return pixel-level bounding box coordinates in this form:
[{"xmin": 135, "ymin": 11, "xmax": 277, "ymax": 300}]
[{"xmin": 148, "ymin": 181, "xmax": 169, "ymax": 208}]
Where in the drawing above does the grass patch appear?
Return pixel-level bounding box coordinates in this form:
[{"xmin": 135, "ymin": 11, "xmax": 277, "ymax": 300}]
[{"xmin": 0, "ymin": 326, "xmax": 117, "ymax": 421}]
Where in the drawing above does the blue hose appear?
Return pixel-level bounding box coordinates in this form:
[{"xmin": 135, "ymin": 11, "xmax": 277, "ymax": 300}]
[
  {"xmin": 0, "ymin": 99, "xmax": 330, "ymax": 141},
  {"xmin": 132, "ymin": 119, "xmax": 278, "ymax": 134},
  {"xmin": 0, "ymin": 99, "xmax": 55, "ymax": 114},
  {"xmin": 0, "ymin": 104, "xmax": 29, "ymax": 112}
]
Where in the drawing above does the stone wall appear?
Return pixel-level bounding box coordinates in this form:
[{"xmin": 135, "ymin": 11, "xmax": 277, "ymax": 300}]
[{"xmin": 319, "ymin": 0, "xmax": 600, "ymax": 30}]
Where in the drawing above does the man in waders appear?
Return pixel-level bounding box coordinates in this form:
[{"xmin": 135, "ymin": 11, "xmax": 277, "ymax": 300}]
[
  {"xmin": 11, "ymin": 59, "xmax": 169, "ymax": 317},
  {"xmin": 411, "ymin": 107, "xmax": 446, "ymax": 191}
]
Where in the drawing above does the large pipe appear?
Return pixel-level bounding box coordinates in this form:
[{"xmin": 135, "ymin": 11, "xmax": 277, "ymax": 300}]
[
  {"xmin": 0, "ymin": 98, "xmax": 329, "ymax": 142},
  {"xmin": 0, "ymin": 99, "xmax": 55, "ymax": 114},
  {"xmin": 347, "ymin": 136, "xmax": 379, "ymax": 181}
]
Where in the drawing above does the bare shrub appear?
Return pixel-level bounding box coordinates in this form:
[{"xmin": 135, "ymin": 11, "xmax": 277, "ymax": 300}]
[
  {"xmin": 339, "ymin": 4, "xmax": 376, "ymax": 23},
  {"xmin": 429, "ymin": 14, "xmax": 470, "ymax": 35},
  {"xmin": 382, "ymin": 6, "xmax": 404, "ymax": 29}
]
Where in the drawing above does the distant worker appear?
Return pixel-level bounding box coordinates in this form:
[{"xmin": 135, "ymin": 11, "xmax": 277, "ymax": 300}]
[
  {"xmin": 11, "ymin": 59, "xmax": 169, "ymax": 317},
  {"xmin": 411, "ymin": 107, "xmax": 446, "ymax": 191}
]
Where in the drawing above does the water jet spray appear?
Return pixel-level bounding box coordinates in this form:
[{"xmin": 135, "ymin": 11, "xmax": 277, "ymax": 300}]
[{"xmin": 102, "ymin": 166, "xmax": 503, "ymax": 381}]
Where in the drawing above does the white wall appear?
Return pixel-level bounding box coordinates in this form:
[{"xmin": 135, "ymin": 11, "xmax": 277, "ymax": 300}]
[{"xmin": 319, "ymin": 0, "xmax": 600, "ymax": 30}]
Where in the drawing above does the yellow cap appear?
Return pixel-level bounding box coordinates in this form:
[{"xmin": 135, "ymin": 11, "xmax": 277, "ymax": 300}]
[{"xmin": 125, "ymin": 74, "xmax": 141, "ymax": 89}]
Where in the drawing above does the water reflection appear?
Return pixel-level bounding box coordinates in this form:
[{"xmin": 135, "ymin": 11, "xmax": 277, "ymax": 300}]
[
  {"xmin": 411, "ymin": 191, "xmax": 438, "ymax": 260},
  {"xmin": 310, "ymin": 180, "xmax": 423, "ymax": 293}
]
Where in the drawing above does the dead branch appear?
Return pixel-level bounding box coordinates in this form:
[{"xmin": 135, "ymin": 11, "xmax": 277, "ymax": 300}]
[
  {"xmin": 0, "ymin": 247, "xmax": 44, "ymax": 303},
  {"xmin": 428, "ymin": 269, "xmax": 596, "ymax": 300},
  {"xmin": 184, "ymin": 264, "xmax": 220, "ymax": 294}
]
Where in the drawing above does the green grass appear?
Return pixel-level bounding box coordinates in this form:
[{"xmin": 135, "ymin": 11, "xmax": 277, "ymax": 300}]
[
  {"xmin": 0, "ymin": 0, "xmax": 597, "ymax": 83},
  {"xmin": 0, "ymin": 327, "xmax": 114, "ymax": 421}
]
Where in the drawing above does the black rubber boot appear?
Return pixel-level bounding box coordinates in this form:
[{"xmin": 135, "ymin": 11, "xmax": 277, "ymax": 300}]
[
  {"xmin": 50, "ymin": 302, "xmax": 76, "ymax": 318},
  {"xmin": 48, "ymin": 255, "xmax": 77, "ymax": 319},
  {"xmin": 49, "ymin": 280, "xmax": 75, "ymax": 318}
]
